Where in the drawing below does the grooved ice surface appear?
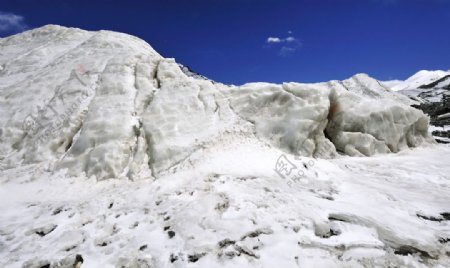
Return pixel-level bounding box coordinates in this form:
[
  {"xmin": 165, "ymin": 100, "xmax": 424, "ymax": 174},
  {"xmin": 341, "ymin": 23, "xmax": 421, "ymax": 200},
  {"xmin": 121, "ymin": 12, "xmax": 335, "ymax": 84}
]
[{"xmin": 0, "ymin": 25, "xmax": 433, "ymax": 180}]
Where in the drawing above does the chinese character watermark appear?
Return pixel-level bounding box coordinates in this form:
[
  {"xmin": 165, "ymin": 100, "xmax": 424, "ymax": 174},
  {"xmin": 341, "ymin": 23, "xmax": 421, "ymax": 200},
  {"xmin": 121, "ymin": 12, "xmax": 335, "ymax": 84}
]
[
  {"xmin": 274, "ymin": 154, "xmax": 309, "ymax": 186},
  {"xmin": 274, "ymin": 141, "xmax": 336, "ymax": 186},
  {"xmin": 22, "ymin": 64, "xmax": 95, "ymax": 144}
]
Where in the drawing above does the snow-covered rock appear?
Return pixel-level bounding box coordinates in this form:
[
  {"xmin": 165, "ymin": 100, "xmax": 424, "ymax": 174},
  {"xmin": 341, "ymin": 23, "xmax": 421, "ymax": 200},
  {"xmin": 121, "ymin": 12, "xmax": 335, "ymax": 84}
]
[{"xmin": 0, "ymin": 25, "xmax": 434, "ymax": 180}]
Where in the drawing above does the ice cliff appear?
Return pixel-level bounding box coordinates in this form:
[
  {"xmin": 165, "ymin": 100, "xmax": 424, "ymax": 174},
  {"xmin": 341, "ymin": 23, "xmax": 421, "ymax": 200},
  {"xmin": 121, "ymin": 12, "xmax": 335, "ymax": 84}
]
[{"xmin": 0, "ymin": 25, "xmax": 434, "ymax": 180}]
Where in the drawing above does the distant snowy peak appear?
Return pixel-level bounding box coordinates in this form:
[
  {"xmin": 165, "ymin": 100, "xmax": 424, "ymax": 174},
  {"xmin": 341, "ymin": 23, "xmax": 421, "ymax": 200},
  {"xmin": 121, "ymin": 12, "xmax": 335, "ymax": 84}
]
[
  {"xmin": 417, "ymin": 73, "xmax": 450, "ymax": 90},
  {"xmin": 390, "ymin": 70, "xmax": 450, "ymax": 92}
]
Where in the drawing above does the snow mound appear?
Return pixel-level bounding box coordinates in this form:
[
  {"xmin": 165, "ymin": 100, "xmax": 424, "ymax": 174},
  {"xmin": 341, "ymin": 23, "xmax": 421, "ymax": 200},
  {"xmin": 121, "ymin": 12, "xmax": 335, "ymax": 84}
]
[{"xmin": 0, "ymin": 25, "xmax": 434, "ymax": 180}]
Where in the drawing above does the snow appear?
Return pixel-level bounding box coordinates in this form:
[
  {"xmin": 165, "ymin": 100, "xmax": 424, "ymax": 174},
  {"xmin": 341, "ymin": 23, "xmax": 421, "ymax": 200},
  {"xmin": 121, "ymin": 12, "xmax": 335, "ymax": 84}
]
[
  {"xmin": 381, "ymin": 80, "xmax": 403, "ymax": 89},
  {"xmin": 390, "ymin": 70, "xmax": 450, "ymax": 92},
  {"xmin": 382, "ymin": 70, "xmax": 450, "ymax": 104},
  {"xmin": 0, "ymin": 25, "xmax": 449, "ymax": 267},
  {"xmin": 342, "ymin": 73, "xmax": 412, "ymax": 105},
  {"xmin": 1, "ymin": 138, "xmax": 449, "ymax": 267},
  {"xmin": 438, "ymin": 113, "xmax": 450, "ymax": 119}
]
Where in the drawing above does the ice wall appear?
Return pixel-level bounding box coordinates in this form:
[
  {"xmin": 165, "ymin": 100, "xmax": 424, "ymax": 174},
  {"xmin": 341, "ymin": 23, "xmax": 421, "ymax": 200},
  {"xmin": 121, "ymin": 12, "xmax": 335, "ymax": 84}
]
[
  {"xmin": 0, "ymin": 25, "xmax": 434, "ymax": 180},
  {"xmin": 326, "ymin": 80, "xmax": 432, "ymax": 156}
]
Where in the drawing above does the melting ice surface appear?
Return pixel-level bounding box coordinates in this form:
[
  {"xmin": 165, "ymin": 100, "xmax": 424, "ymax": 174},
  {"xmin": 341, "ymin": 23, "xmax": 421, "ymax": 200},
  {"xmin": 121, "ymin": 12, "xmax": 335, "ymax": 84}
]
[{"xmin": 0, "ymin": 25, "xmax": 449, "ymax": 267}]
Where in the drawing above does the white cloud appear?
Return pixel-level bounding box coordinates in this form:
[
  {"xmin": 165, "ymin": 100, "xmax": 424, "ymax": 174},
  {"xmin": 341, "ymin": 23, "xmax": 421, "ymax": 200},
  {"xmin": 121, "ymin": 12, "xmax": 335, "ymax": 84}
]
[
  {"xmin": 266, "ymin": 36, "xmax": 298, "ymax": 44},
  {"xmin": 267, "ymin": 37, "xmax": 282, "ymax": 43},
  {"xmin": 265, "ymin": 34, "xmax": 302, "ymax": 57},
  {"xmin": 0, "ymin": 11, "xmax": 28, "ymax": 33},
  {"xmin": 285, "ymin": 36, "xmax": 297, "ymax": 42}
]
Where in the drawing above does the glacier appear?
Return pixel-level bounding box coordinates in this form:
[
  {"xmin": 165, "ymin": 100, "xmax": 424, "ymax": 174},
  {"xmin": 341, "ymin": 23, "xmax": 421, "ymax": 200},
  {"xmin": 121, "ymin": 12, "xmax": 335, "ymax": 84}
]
[
  {"xmin": 0, "ymin": 25, "xmax": 433, "ymax": 180},
  {"xmin": 0, "ymin": 25, "xmax": 449, "ymax": 268}
]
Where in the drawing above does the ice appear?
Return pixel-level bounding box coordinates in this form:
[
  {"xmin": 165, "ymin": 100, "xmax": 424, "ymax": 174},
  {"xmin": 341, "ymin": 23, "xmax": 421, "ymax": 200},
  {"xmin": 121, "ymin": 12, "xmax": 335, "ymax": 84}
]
[
  {"xmin": 0, "ymin": 26, "xmax": 162, "ymax": 179},
  {"xmin": 227, "ymin": 78, "xmax": 431, "ymax": 158},
  {"xmin": 226, "ymin": 82, "xmax": 335, "ymax": 157},
  {"xmin": 0, "ymin": 25, "xmax": 449, "ymax": 267},
  {"xmin": 326, "ymin": 83, "xmax": 433, "ymax": 155},
  {"xmin": 384, "ymin": 69, "xmax": 450, "ymax": 145},
  {"xmin": 0, "ymin": 25, "xmax": 435, "ymax": 180},
  {"xmin": 341, "ymin": 73, "xmax": 413, "ymax": 105},
  {"xmin": 140, "ymin": 59, "xmax": 238, "ymax": 175}
]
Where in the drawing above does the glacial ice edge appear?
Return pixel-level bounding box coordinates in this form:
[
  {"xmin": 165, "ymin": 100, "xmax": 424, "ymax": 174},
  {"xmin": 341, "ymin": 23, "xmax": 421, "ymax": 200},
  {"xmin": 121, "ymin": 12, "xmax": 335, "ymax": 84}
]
[{"xmin": 0, "ymin": 25, "xmax": 434, "ymax": 180}]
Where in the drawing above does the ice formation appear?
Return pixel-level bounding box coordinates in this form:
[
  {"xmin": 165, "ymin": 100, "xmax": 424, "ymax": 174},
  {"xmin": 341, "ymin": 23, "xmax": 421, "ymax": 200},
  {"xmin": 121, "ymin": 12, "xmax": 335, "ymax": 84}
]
[
  {"xmin": 1, "ymin": 25, "xmax": 449, "ymax": 268},
  {"xmin": 383, "ymin": 70, "xmax": 450, "ymax": 143},
  {"xmin": 0, "ymin": 25, "xmax": 433, "ymax": 180}
]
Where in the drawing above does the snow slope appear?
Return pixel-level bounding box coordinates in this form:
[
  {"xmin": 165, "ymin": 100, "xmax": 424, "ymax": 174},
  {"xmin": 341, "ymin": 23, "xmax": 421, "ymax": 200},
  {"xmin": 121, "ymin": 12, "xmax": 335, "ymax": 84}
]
[
  {"xmin": 383, "ymin": 70, "xmax": 449, "ymax": 104},
  {"xmin": 390, "ymin": 70, "xmax": 450, "ymax": 92},
  {"xmin": 0, "ymin": 135, "xmax": 449, "ymax": 267},
  {"xmin": 0, "ymin": 25, "xmax": 448, "ymax": 267}
]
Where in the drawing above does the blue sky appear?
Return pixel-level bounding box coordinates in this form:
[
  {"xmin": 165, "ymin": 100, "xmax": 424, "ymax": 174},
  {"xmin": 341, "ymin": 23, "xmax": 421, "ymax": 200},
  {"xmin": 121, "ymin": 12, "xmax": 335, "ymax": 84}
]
[{"xmin": 1, "ymin": 0, "xmax": 449, "ymax": 84}]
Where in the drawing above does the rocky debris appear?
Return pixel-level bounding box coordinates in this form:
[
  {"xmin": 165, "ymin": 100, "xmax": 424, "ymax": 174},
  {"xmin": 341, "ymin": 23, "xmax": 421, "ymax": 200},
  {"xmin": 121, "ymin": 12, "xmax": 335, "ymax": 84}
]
[
  {"xmin": 416, "ymin": 213, "xmax": 448, "ymax": 222},
  {"xmin": 240, "ymin": 228, "xmax": 273, "ymax": 240},
  {"xmin": 167, "ymin": 230, "xmax": 176, "ymax": 238},
  {"xmin": 32, "ymin": 224, "xmax": 57, "ymax": 237},
  {"xmin": 412, "ymin": 93, "xmax": 450, "ymax": 127},
  {"xmin": 419, "ymin": 75, "xmax": 450, "ymax": 90},
  {"xmin": 187, "ymin": 252, "xmax": 207, "ymax": 263},
  {"xmin": 178, "ymin": 63, "xmax": 215, "ymax": 83}
]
